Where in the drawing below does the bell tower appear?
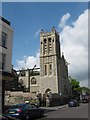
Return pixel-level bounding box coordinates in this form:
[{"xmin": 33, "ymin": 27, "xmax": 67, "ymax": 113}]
[
  {"xmin": 39, "ymin": 27, "xmax": 62, "ymax": 94},
  {"xmin": 40, "ymin": 27, "xmax": 61, "ymax": 77}
]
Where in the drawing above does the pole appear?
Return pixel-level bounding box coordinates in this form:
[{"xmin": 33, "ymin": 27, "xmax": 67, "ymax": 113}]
[
  {"xmin": 28, "ymin": 65, "xmax": 36, "ymax": 92},
  {"xmin": 28, "ymin": 69, "xmax": 30, "ymax": 92}
]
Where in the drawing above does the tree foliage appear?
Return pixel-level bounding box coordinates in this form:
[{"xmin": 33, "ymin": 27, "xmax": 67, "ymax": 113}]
[
  {"xmin": 69, "ymin": 76, "xmax": 81, "ymax": 92},
  {"xmin": 69, "ymin": 76, "xmax": 90, "ymax": 98},
  {"xmin": 81, "ymin": 86, "xmax": 90, "ymax": 95}
]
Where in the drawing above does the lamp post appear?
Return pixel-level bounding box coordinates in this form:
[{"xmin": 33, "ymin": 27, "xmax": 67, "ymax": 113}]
[
  {"xmin": 32, "ymin": 65, "xmax": 36, "ymax": 76},
  {"xmin": 28, "ymin": 65, "xmax": 36, "ymax": 92}
]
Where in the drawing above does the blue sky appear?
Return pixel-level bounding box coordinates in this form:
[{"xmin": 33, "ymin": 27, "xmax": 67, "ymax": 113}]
[
  {"xmin": 2, "ymin": 2, "xmax": 88, "ymax": 66},
  {"xmin": 2, "ymin": 2, "xmax": 88, "ymax": 87}
]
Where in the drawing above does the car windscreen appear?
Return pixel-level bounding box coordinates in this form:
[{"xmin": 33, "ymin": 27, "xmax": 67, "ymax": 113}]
[
  {"xmin": 69, "ymin": 99, "xmax": 77, "ymax": 102},
  {"xmin": 10, "ymin": 104, "xmax": 26, "ymax": 109}
]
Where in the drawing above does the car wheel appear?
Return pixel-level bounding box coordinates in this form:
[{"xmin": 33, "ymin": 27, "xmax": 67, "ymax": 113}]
[{"xmin": 26, "ymin": 114, "xmax": 30, "ymax": 120}]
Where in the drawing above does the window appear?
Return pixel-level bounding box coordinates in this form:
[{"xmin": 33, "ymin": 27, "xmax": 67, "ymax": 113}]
[
  {"xmin": 49, "ymin": 64, "xmax": 52, "ymax": 75},
  {"xmin": 26, "ymin": 104, "xmax": 32, "ymax": 109},
  {"xmin": 45, "ymin": 65, "xmax": 47, "ymax": 75},
  {"xmin": 53, "ymin": 38, "xmax": 54, "ymax": 42},
  {"xmin": 44, "ymin": 38, "xmax": 47, "ymax": 54},
  {"xmin": 40, "ymin": 42, "xmax": 42, "ymax": 54},
  {"xmin": 2, "ymin": 53, "xmax": 6, "ymax": 70},
  {"xmin": 0, "ymin": 53, "xmax": 6, "ymax": 70},
  {"xmin": 1, "ymin": 32, "xmax": 7, "ymax": 48},
  {"xmin": 48, "ymin": 38, "xmax": 52, "ymax": 54},
  {"xmin": 31, "ymin": 77, "xmax": 37, "ymax": 84}
]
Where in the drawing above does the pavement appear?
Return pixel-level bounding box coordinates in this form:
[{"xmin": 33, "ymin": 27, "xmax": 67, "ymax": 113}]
[{"xmin": 40, "ymin": 104, "xmax": 68, "ymax": 113}]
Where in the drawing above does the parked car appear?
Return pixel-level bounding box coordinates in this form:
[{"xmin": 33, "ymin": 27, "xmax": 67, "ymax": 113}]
[
  {"xmin": 5, "ymin": 103, "xmax": 44, "ymax": 120},
  {"xmin": 68, "ymin": 99, "xmax": 79, "ymax": 107},
  {"xmin": 81, "ymin": 95, "xmax": 89, "ymax": 103}
]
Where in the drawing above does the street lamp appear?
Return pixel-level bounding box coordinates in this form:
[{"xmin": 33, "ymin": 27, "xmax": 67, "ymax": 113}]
[
  {"xmin": 32, "ymin": 65, "xmax": 36, "ymax": 76},
  {"xmin": 28, "ymin": 65, "xmax": 36, "ymax": 92},
  {"xmin": 33, "ymin": 65, "xmax": 36, "ymax": 69}
]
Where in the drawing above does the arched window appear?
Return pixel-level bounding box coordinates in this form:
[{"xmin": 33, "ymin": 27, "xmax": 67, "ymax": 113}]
[
  {"xmin": 40, "ymin": 42, "xmax": 42, "ymax": 54},
  {"xmin": 44, "ymin": 38, "xmax": 47, "ymax": 54},
  {"xmin": 48, "ymin": 38, "xmax": 52, "ymax": 54},
  {"xmin": 49, "ymin": 64, "xmax": 52, "ymax": 75},
  {"xmin": 48, "ymin": 38, "xmax": 51, "ymax": 42},
  {"xmin": 45, "ymin": 65, "xmax": 47, "ymax": 75},
  {"xmin": 44, "ymin": 38, "xmax": 47, "ymax": 43},
  {"xmin": 31, "ymin": 77, "xmax": 37, "ymax": 84},
  {"xmin": 45, "ymin": 88, "xmax": 52, "ymax": 93}
]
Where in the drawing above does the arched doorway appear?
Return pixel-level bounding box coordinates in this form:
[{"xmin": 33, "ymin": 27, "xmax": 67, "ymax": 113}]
[
  {"xmin": 45, "ymin": 88, "xmax": 52, "ymax": 94},
  {"xmin": 43, "ymin": 88, "xmax": 52, "ymax": 107}
]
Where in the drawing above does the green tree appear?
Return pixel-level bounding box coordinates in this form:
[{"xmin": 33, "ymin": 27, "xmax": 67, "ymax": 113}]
[
  {"xmin": 69, "ymin": 76, "xmax": 82, "ymax": 98},
  {"xmin": 69, "ymin": 76, "xmax": 81, "ymax": 91},
  {"xmin": 81, "ymin": 86, "xmax": 90, "ymax": 95}
]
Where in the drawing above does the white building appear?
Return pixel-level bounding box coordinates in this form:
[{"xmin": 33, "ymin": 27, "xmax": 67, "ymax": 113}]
[
  {"xmin": 0, "ymin": 17, "xmax": 13, "ymax": 112},
  {"xmin": 0, "ymin": 17, "xmax": 13, "ymax": 74}
]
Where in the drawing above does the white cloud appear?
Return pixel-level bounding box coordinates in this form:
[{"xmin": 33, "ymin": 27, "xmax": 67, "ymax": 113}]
[
  {"xmin": 15, "ymin": 50, "xmax": 40, "ymax": 70},
  {"xmin": 59, "ymin": 13, "xmax": 70, "ymax": 28},
  {"xmin": 60, "ymin": 9, "xmax": 88, "ymax": 87}
]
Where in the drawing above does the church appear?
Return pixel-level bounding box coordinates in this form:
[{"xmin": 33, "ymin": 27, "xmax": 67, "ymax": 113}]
[{"xmin": 18, "ymin": 27, "xmax": 71, "ymax": 105}]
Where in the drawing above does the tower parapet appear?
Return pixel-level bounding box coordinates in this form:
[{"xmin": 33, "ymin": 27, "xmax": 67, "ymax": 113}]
[{"xmin": 40, "ymin": 27, "xmax": 59, "ymax": 37}]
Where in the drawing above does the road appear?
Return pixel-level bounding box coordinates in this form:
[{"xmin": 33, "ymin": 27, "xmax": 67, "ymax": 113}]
[{"xmin": 38, "ymin": 103, "xmax": 89, "ymax": 119}]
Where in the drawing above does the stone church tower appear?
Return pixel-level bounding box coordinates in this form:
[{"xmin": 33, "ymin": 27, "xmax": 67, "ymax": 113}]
[
  {"xmin": 39, "ymin": 27, "xmax": 71, "ymax": 98},
  {"xmin": 17, "ymin": 27, "xmax": 71, "ymax": 103}
]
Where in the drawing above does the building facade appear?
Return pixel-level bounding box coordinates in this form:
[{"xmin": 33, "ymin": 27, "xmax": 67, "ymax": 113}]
[
  {"xmin": 0, "ymin": 17, "xmax": 13, "ymax": 112},
  {"xmin": 0, "ymin": 17, "xmax": 13, "ymax": 73},
  {"xmin": 18, "ymin": 28, "xmax": 71, "ymax": 103}
]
